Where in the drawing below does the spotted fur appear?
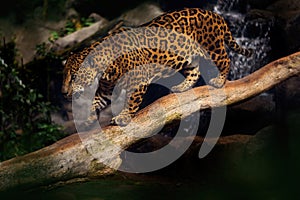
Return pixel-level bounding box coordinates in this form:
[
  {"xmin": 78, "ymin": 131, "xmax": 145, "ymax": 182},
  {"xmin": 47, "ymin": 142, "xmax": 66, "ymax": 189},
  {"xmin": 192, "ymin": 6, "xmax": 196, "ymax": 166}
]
[{"xmin": 62, "ymin": 8, "xmax": 252, "ymax": 126}]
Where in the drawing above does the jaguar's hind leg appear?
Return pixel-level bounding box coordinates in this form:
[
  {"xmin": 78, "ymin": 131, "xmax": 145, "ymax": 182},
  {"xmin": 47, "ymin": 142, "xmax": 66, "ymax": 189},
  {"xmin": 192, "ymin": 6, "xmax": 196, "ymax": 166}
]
[
  {"xmin": 171, "ymin": 66, "xmax": 201, "ymax": 92},
  {"xmin": 209, "ymin": 52, "xmax": 230, "ymax": 88}
]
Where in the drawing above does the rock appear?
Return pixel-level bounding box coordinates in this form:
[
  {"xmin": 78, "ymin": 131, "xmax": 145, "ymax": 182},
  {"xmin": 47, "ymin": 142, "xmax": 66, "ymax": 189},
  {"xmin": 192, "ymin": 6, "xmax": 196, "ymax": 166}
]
[
  {"xmin": 247, "ymin": 0, "xmax": 278, "ymax": 9},
  {"xmin": 246, "ymin": 9, "xmax": 275, "ymax": 21},
  {"xmin": 279, "ymin": 13, "xmax": 300, "ymax": 53},
  {"xmin": 266, "ymin": 0, "xmax": 300, "ymax": 56},
  {"xmin": 283, "ymin": 75, "xmax": 300, "ymax": 103},
  {"xmin": 65, "ymin": 8, "xmax": 80, "ymax": 20},
  {"xmin": 223, "ymin": 75, "xmax": 300, "ymax": 135},
  {"xmin": 0, "ymin": 18, "xmax": 67, "ymax": 64},
  {"xmin": 231, "ymin": 93, "xmax": 275, "ymax": 113},
  {"xmin": 117, "ymin": 2, "xmax": 164, "ymax": 26},
  {"xmin": 267, "ymin": 0, "xmax": 300, "ymax": 12},
  {"xmin": 89, "ymin": 13, "xmax": 106, "ymax": 22}
]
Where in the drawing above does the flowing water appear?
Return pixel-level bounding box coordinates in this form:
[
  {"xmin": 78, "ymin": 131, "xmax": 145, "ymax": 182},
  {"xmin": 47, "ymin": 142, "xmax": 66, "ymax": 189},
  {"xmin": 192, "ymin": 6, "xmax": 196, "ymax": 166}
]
[{"xmin": 213, "ymin": 0, "xmax": 273, "ymax": 80}]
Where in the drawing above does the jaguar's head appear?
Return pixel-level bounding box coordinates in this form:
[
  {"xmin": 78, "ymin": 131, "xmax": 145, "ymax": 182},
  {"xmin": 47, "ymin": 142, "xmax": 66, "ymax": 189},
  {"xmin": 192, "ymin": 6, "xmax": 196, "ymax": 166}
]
[
  {"xmin": 72, "ymin": 55, "xmax": 99, "ymax": 99},
  {"xmin": 62, "ymin": 52, "xmax": 83, "ymax": 100}
]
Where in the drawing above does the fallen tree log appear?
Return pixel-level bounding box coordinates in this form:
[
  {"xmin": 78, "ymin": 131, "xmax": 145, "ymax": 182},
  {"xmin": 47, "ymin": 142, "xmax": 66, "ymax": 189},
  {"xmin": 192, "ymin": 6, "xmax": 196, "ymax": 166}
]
[{"xmin": 0, "ymin": 52, "xmax": 299, "ymax": 192}]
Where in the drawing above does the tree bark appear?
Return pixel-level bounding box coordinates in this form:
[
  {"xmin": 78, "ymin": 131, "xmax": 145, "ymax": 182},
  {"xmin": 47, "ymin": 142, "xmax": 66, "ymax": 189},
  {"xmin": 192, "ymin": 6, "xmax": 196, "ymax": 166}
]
[{"xmin": 0, "ymin": 52, "xmax": 300, "ymax": 192}]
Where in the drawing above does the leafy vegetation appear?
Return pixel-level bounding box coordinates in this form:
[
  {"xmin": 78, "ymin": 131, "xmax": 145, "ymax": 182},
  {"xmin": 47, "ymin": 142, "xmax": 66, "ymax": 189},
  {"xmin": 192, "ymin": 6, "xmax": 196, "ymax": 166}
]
[
  {"xmin": 0, "ymin": 40, "xmax": 65, "ymax": 161},
  {"xmin": 0, "ymin": 0, "xmax": 96, "ymax": 162},
  {"xmin": 49, "ymin": 17, "xmax": 96, "ymax": 42}
]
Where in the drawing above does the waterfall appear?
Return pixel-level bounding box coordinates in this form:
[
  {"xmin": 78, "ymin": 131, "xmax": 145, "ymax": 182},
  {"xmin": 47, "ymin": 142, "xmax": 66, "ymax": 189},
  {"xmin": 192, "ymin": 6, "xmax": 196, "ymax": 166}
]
[{"xmin": 213, "ymin": 0, "xmax": 273, "ymax": 80}]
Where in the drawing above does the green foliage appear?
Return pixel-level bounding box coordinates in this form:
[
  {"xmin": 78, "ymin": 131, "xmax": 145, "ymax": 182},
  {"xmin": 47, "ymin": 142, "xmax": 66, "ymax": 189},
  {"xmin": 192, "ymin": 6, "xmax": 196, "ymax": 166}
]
[
  {"xmin": 65, "ymin": 20, "xmax": 77, "ymax": 35},
  {"xmin": 0, "ymin": 41, "xmax": 65, "ymax": 161},
  {"xmin": 48, "ymin": 17, "xmax": 96, "ymax": 42},
  {"xmin": 35, "ymin": 42, "xmax": 49, "ymax": 57},
  {"xmin": 35, "ymin": 42, "xmax": 60, "ymax": 60},
  {"xmin": 81, "ymin": 17, "xmax": 95, "ymax": 27},
  {"xmin": 48, "ymin": 31, "xmax": 60, "ymax": 43}
]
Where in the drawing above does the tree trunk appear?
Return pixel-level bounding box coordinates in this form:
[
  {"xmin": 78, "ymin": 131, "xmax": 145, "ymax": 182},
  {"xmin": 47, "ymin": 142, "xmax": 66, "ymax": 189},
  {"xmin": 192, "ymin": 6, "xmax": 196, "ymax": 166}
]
[{"xmin": 0, "ymin": 52, "xmax": 299, "ymax": 192}]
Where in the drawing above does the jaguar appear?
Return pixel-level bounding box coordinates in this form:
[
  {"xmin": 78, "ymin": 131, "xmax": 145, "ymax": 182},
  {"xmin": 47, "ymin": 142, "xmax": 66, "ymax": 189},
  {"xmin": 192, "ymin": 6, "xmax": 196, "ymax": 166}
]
[{"xmin": 62, "ymin": 8, "xmax": 253, "ymax": 127}]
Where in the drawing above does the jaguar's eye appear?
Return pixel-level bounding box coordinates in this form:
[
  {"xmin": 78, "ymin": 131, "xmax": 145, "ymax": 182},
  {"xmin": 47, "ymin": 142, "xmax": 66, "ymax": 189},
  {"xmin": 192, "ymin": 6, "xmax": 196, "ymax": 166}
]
[{"xmin": 71, "ymin": 74, "xmax": 76, "ymax": 80}]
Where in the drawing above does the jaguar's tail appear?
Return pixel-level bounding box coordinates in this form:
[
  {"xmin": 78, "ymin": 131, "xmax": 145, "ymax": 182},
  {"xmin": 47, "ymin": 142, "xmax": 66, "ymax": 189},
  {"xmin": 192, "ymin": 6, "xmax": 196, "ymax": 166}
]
[{"xmin": 224, "ymin": 24, "xmax": 253, "ymax": 57}]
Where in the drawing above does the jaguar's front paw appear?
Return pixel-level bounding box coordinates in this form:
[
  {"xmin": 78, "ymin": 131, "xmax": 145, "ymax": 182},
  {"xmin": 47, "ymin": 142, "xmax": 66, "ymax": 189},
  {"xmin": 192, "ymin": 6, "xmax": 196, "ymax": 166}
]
[
  {"xmin": 209, "ymin": 77, "xmax": 226, "ymax": 88},
  {"xmin": 171, "ymin": 84, "xmax": 190, "ymax": 93},
  {"xmin": 111, "ymin": 113, "xmax": 132, "ymax": 126},
  {"xmin": 80, "ymin": 115, "xmax": 98, "ymax": 130}
]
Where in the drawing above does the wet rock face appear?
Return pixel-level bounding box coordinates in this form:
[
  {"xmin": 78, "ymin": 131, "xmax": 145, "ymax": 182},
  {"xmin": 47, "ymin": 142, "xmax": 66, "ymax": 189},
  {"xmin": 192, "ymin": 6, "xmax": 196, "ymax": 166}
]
[
  {"xmin": 247, "ymin": 0, "xmax": 278, "ymax": 9},
  {"xmin": 267, "ymin": 0, "xmax": 300, "ymax": 12},
  {"xmin": 267, "ymin": 0, "xmax": 300, "ymax": 57},
  {"xmin": 286, "ymin": 15, "xmax": 300, "ymax": 52}
]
